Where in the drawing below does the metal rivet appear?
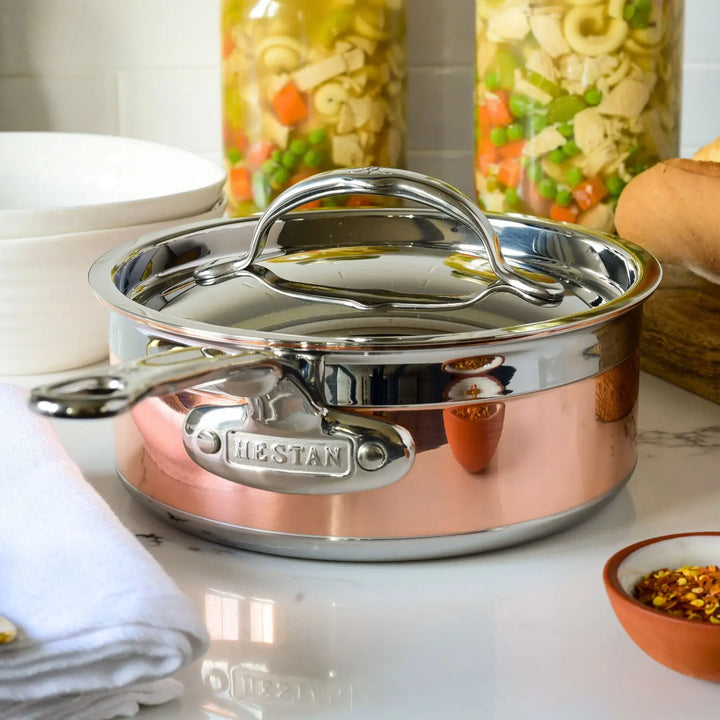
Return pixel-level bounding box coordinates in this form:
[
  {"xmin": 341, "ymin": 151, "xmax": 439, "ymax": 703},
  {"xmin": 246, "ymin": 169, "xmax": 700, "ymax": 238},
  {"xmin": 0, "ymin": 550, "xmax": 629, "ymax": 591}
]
[
  {"xmin": 196, "ymin": 429, "xmax": 221, "ymax": 454},
  {"xmin": 357, "ymin": 442, "xmax": 387, "ymax": 471}
]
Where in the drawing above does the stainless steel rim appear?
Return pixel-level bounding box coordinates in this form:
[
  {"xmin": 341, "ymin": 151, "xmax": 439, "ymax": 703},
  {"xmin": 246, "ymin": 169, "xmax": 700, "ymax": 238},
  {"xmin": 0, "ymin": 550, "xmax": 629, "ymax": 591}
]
[{"xmin": 119, "ymin": 468, "xmax": 633, "ymax": 561}]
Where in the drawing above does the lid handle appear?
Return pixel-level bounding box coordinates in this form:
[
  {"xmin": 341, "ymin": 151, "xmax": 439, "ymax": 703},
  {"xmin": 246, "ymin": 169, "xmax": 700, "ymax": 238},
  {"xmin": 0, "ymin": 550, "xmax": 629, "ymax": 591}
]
[{"xmin": 194, "ymin": 167, "xmax": 564, "ymax": 308}]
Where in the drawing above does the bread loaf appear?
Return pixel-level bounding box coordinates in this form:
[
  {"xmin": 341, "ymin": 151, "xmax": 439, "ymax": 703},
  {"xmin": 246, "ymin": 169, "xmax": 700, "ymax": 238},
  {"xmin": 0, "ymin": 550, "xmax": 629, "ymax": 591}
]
[{"xmin": 615, "ymin": 157, "xmax": 720, "ymax": 284}]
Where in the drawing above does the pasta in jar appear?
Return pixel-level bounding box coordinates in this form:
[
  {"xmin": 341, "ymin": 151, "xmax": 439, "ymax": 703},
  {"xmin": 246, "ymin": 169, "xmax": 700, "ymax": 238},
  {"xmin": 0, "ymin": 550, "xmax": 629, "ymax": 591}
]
[
  {"xmin": 475, "ymin": 0, "xmax": 683, "ymax": 230},
  {"xmin": 222, "ymin": 0, "xmax": 407, "ymax": 216}
]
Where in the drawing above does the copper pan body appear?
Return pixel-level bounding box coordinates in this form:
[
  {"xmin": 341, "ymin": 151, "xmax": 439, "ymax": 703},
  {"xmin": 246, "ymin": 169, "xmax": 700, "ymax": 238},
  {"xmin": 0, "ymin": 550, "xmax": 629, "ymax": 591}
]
[{"xmin": 114, "ymin": 354, "xmax": 638, "ymax": 559}]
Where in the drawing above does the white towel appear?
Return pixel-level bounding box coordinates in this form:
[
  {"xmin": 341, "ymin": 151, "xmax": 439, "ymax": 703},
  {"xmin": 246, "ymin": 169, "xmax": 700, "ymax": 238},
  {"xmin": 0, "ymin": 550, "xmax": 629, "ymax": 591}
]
[{"xmin": 0, "ymin": 384, "xmax": 209, "ymax": 720}]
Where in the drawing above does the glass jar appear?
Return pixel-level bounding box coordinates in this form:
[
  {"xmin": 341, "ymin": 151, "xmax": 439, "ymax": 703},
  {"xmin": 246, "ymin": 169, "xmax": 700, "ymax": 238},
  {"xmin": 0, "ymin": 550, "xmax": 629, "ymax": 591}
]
[
  {"xmin": 474, "ymin": 0, "xmax": 683, "ymax": 231},
  {"xmin": 221, "ymin": 0, "xmax": 407, "ymax": 216}
]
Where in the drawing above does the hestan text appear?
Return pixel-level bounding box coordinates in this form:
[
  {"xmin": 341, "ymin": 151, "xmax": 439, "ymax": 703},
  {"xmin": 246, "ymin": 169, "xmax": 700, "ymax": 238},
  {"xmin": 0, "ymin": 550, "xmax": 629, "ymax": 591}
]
[{"xmin": 227, "ymin": 431, "xmax": 350, "ymax": 475}]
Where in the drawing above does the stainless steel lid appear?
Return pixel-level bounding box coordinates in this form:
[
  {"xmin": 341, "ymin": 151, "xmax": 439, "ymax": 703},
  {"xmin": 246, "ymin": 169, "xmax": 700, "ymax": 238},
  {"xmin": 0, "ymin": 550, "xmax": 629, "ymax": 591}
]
[{"xmin": 93, "ymin": 168, "xmax": 660, "ymax": 352}]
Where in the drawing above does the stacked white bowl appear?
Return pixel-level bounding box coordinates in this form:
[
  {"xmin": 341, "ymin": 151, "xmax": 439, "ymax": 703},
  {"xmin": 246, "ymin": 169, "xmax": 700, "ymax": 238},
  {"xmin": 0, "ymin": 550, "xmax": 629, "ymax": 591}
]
[{"xmin": 0, "ymin": 132, "xmax": 227, "ymax": 375}]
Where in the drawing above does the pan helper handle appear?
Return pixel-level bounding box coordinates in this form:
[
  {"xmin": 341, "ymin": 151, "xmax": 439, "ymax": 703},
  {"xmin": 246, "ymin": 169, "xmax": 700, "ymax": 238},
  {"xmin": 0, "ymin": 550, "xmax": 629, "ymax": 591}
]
[
  {"xmin": 194, "ymin": 167, "xmax": 565, "ymax": 308},
  {"xmin": 30, "ymin": 346, "xmax": 283, "ymax": 419}
]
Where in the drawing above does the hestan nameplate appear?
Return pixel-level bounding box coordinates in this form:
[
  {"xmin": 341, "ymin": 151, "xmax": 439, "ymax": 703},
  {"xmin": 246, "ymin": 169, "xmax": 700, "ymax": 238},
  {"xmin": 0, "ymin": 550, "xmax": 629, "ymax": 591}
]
[{"xmin": 227, "ymin": 431, "xmax": 352, "ymax": 477}]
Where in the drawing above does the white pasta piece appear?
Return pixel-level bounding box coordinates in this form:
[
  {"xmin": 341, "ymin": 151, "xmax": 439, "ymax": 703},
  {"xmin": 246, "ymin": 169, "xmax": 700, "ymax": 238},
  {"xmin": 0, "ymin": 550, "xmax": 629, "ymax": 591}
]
[
  {"xmin": 487, "ymin": 3, "xmax": 531, "ymax": 43},
  {"xmin": 262, "ymin": 113, "xmax": 290, "ymax": 149},
  {"xmin": 596, "ymin": 76, "xmax": 654, "ymax": 118},
  {"xmin": 559, "ymin": 53, "xmax": 618, "ymax": 88},
  {"xmin": 345, "ymin": 34, "xmax": 377, "ymax": 56},
  {"xmin": 580, "ymin": 141, "xmax": 616, "ymax": 177},
  {"xmin": 336, "ymin": 103, "xmax": 356, "ymax": 134},
  {"xmin": 528, "ymin": 12, "xmax": 570, "ymax": 58},
  {"xmin": 367, "ymin": 97, "xmax": 389, "ymax": 132},
  {"xmin": 293, "ymin": 54, "xmax": 347, "ymax": 91},
  {"xmin": 342, "ymin": 48, "xmax": 365, "ymax": 73},
  {"xmin": 526, "ymin": 49, "xmax": 558, "ymax": 83},
  {"xmin": 573, "ymin": 107, "xmax": 607, "ymax": 154},
  {"xmin": 348, "ymin": 96, "xmax": 373, "ymax": 128},
  {"xmin": 265, "ymin": 73, "xmax": 291, "ymax": 102},
  {"xmin": 332, "ymin": 133, "xmax": 365, "ymax": 167},
  {"xmin": 483, "ymin": 190, "xmax": 508, "ymax": 213},
  {"xmin": 578, "ymin": 202, "xmax": 615, "ymax": 233},
  {"xmin": 522, "ymin": 126, "xmax": 566, "ymax": 157}
]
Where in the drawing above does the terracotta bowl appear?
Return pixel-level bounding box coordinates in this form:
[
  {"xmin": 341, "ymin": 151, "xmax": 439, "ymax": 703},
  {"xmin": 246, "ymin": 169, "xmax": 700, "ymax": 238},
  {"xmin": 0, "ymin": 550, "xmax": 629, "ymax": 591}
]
[
  {"xmin": 442, "ymin": 402, "xmax": 505, "ymax": 473},
  {"xmin": 604, "ymin": 532, "xmax": 720, "ymax": 681}
]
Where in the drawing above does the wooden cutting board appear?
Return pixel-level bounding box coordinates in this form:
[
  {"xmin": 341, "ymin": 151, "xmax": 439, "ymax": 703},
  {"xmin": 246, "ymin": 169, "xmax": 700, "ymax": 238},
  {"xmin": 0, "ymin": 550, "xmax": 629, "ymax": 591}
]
[{"xmin": 640, "ymin": 262, "xmax": 720, "ymax": 404}]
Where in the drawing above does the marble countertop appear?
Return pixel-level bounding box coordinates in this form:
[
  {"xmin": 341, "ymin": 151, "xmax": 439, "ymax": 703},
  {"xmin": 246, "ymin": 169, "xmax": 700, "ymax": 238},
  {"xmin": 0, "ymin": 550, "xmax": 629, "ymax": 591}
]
[{"xmin": 20, "ymin": 371, "xmax": 720, "ymax": 718}]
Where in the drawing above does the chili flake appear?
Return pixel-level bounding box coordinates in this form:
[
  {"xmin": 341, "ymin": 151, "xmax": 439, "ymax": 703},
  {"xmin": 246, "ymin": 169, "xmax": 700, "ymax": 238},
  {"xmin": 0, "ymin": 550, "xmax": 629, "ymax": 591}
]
[
  {"xmin": 634, "ymin": 565, "xmax": 720, "ymax": 623},
  {"xmin": 449, "ymin": 356, "xmax": 494, "ymax": 371},
  {"xmin": 452, "ymin": 404, "xmax": 498, "ymax": 421}
]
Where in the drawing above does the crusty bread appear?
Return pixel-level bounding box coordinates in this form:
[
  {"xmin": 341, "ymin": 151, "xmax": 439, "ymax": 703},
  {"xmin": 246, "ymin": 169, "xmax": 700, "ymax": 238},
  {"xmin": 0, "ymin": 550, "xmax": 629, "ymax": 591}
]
[
  {"xmin": 692, "ymin": 137, "xmax": 720, "ymax": 162},
  {"xmin": 615, "ymin": 157, "xmax": 720, "ymax": 283}
]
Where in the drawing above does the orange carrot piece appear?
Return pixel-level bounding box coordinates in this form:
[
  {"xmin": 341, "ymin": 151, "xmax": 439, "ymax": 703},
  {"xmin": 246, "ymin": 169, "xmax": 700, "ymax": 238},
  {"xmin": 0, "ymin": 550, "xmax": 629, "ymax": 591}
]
[
  {"xmin": 499, "ymin": 139, "xmax": 526, "ymax": 160},
  {"xmin": 272, "ymin": 83, "xmax": 308, "ymax": 127},
  {"xmin": 477, "ymin": 104, "xmax": 491, "ymax": 132},
  {"xmin": 572, "ymin": 176, "xmax": 608, "ymax": 211},
  {"xmin": 477, "ymin": 136, "xmax": 501, "ymax": 177},
  {"xmin": 497, "ymin": 158, "xmax": 521, "ymax": 188},
  {"xmin": 550, "ymin": 203, "xmax": 580, "ymax": 223},
  {"xmin": 486, "ymin": 91, "xmax": 513, "ymax": 126},
  {"xmin": 229, "ymin": 167, "xmax": 253, "ymax": 201}
]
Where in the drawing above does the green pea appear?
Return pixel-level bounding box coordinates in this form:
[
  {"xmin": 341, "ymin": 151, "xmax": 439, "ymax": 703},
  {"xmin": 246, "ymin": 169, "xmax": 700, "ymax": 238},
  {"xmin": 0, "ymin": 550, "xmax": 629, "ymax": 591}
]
[
  {"xmin": 555, "ymin": 188, "xmax": 572, "ymax": 207},
  {"xmin": 308, "ymin": 128, "xmax": 327, "ymax": 145},
  {"xmin": 623, "ymin": 4, "xmax": 636, "ymax": 20},
  {"xmin": 507, "ymin": 123, "xmax": 524, "ymax": 141},
  {"xmin": 519, "ymin": 156, "xmax": 531, "ymax": 168},
  {"xmin": 530, "ymin": 114, "xmax": 547, "ymax": 134},
  {"xmin": 281, "ymin": 151, "xmax": 299, "ymax": 170},
  {"xmin": 271, "ymin": 149, "xmax": 283, "ymax": 163},
  {"xmin": 509, "ymin": 94, "xmax": 530, "ymax": 118},
  {"xmin": 584, "ymin": 88, "xmax": 603, "ymax": 106},
  {"xmin": 270, "ymin": 167, "xmax": 290, "ymax": 190},
  {"xmin": 489, "ymin": 126, "xmax": 508, "ymax": 146},
  {"xmin": 527, "ymin": 163, "xmax": 544, "ymax": 183},
  {"xmin": 606, "ymin": 174, "xmax": 626, "ymax": 196},
  {"xmin": 538, "ymin": 177, "xmax": 557, "ymax": 200},
  {"xmin": 563, "ymin": 140, "xmax": 580, "ymax": 157},
  {"xmin": 505, "ymin": 187, "xmax": 520, "ymax": 205},
  {"xmin": 505, "ymin": 188, "xmax": 520, "ymax": 205},
  {"xmin": 485, "ymin": 71, "xmax": 501, "ymax": 91},
  {"xmin": 261, "ymin": 159, "xmax": 276, "ymax": 175},
  {"xmin": 565, "ymin": 167, "xmax": 584, "ymax": 187},
  {"xmin": 304, "ymin": 149, "xmax": 324, "ymax": 168},
  {"xmin": 558, "ymin": 122, "xmax": 574, "ymax": 138},
  {"xmin": 226, "ymin": 147, "xmax": 243, "ymax": 165},
  {"xmin": 289, "ymin": 138, "xmax": 308, "ymax": 156},
  {"xmin": 549, "ymin": 148, "xmax": 566, "ymax": 164}
]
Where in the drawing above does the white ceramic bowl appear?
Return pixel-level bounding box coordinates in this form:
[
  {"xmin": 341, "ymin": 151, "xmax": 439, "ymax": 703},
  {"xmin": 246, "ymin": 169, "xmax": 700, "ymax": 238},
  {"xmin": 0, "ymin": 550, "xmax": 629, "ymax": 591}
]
[
  {"xmin": 0, "ymin": 196, "xmax": 227, "ymax": 376},
  {"xmin": 0, "ymin": 132, "xmax": 226, "ymax": 238}
]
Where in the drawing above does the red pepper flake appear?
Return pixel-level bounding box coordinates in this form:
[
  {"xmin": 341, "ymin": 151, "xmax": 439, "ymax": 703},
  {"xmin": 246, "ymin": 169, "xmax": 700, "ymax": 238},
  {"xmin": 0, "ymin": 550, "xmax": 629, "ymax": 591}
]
[{"xmin": 634, "ymin": 565, "xmax": 720, "ymax": 623}]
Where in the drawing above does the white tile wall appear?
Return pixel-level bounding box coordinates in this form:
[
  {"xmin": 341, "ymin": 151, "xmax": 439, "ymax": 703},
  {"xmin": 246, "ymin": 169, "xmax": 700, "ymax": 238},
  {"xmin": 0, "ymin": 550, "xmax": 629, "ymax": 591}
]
[{"xmin": 0, "ymin": 0, "xmax": 715, "ymax": 197}]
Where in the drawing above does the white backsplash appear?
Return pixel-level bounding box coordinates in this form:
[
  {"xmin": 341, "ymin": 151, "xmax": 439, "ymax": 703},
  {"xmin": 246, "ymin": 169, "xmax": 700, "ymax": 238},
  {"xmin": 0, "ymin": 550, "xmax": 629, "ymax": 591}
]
[{"xmin": 0, "ymin": 0, "xmax": 715, "ymax": 197}]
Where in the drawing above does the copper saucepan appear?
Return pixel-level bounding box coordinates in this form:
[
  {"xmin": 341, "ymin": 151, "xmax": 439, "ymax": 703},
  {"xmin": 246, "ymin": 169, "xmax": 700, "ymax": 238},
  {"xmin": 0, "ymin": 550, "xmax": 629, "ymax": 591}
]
[{"xmin": 30, "ymin": 168, "xmax": 660, "ymax": 560}]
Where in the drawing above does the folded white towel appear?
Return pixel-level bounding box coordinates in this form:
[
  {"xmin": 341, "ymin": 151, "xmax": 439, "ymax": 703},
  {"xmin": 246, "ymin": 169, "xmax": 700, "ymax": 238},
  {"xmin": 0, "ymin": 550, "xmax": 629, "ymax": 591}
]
[{"xmin": 0, "ymin": 384, "xmax": 209, "ymax": 720}]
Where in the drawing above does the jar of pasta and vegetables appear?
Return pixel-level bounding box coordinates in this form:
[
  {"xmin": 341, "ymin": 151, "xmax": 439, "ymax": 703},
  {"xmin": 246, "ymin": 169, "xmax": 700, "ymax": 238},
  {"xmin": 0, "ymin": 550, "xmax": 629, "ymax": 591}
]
[
  {"xmin": 221, "ymin": 0, "xmax": 407, "ymax": 216},
  {"xmin": 475, "ymin": 0, "xmax": 683, "ymax": 231}
]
